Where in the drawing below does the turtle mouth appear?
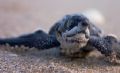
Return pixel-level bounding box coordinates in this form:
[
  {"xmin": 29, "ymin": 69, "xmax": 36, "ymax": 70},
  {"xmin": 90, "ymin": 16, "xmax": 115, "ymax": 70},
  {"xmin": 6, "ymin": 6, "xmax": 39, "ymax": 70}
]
[
  {"xmin": 65, "ymin": 37, "xmax": 87, "ymax": 43},
  {"xmin": 61, "ymin": 32, "xmax": 89, "ymax": 44},
  {"xmin": 56, "ymin": 25, "xmax": 89, "ymax": 44},
  {"xmin": 64, "ymin": 31, "xmax": 89, "ymax": 44},
  {"xmin": 56, "ymin": 31, "xmax": 88, "ymax": 44}
]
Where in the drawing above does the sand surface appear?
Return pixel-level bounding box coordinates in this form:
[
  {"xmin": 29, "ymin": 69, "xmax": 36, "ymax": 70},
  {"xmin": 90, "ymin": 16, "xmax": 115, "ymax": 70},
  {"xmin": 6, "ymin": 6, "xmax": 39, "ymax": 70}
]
[
  {"xmin": 0, "ymin": 0, "xmax": 120, "ymax": 73},
  {"xmin": 0, "ymin": 45, "xmax": 120, "ymax": 73}
]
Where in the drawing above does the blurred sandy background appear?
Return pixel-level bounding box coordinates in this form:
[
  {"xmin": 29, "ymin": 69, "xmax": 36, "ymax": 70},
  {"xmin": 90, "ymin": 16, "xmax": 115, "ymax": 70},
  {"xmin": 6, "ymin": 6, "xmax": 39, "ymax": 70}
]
[
  {"xmin": 0, "ymin": 0, "xmax": 120, "ymax": 73},
  {"xmin": 0, "ymin": 0, "xmax": 119, "ymax": 38}
]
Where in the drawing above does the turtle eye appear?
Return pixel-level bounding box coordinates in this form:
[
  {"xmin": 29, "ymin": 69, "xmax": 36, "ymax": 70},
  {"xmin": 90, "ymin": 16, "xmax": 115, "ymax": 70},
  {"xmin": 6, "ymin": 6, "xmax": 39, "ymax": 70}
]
[
  {"xmin": 67, "ymin": 20, "xmax": 73, "ymax": 28},
  {"xmin": 81, "ymin": 21, "xmax": 89, "ymax": 26},
  {"xmin": 56, "ymin": 30, "xmax": 62, "ymax": 37}
]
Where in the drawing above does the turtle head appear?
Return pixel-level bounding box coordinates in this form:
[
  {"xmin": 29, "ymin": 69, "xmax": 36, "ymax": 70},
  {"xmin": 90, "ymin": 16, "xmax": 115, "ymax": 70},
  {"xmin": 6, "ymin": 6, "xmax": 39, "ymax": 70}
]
[
  {"xmin": 56, "ymin": 14, "xmax": 91, "ymax": 42},
  {"xmin": 55, "ymin": 15, "xmax": 91, "ymax": 57},
  {"xmin": 57, "ymin": 14, "xmax": 91, "ymax": 38}
]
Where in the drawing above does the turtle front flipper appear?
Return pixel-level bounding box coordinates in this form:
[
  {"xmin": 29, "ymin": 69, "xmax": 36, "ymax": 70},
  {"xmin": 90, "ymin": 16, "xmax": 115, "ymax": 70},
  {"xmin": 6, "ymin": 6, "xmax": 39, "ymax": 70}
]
[
  {"xmin": 88, "ymin": 35, "xmax": 120, "ymax": 63},
  {"xmin": 0, "ymin": 30, "xmax": 60, "ymax": 50}
]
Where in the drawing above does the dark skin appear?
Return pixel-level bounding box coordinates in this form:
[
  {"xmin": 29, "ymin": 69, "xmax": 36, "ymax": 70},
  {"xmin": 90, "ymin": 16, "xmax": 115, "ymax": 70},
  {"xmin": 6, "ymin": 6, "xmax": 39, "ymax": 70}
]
[{"xmin": 0, "ymin": 30, "xmax": 60, "ymax": 49}]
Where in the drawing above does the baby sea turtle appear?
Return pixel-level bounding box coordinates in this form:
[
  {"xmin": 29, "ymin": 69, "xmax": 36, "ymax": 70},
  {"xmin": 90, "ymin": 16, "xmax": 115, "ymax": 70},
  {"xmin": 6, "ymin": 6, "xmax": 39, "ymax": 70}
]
[
  {"xmin": 49, "ymin": 14, "xmax": 120, "ymax": 63},
  {"xmin": 0, "ymin": 14, "xmax": 119, "ymax": 63},
  {"xmin": 49, "ymin": 14, "xmax": 102, "ymax": 57}
]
